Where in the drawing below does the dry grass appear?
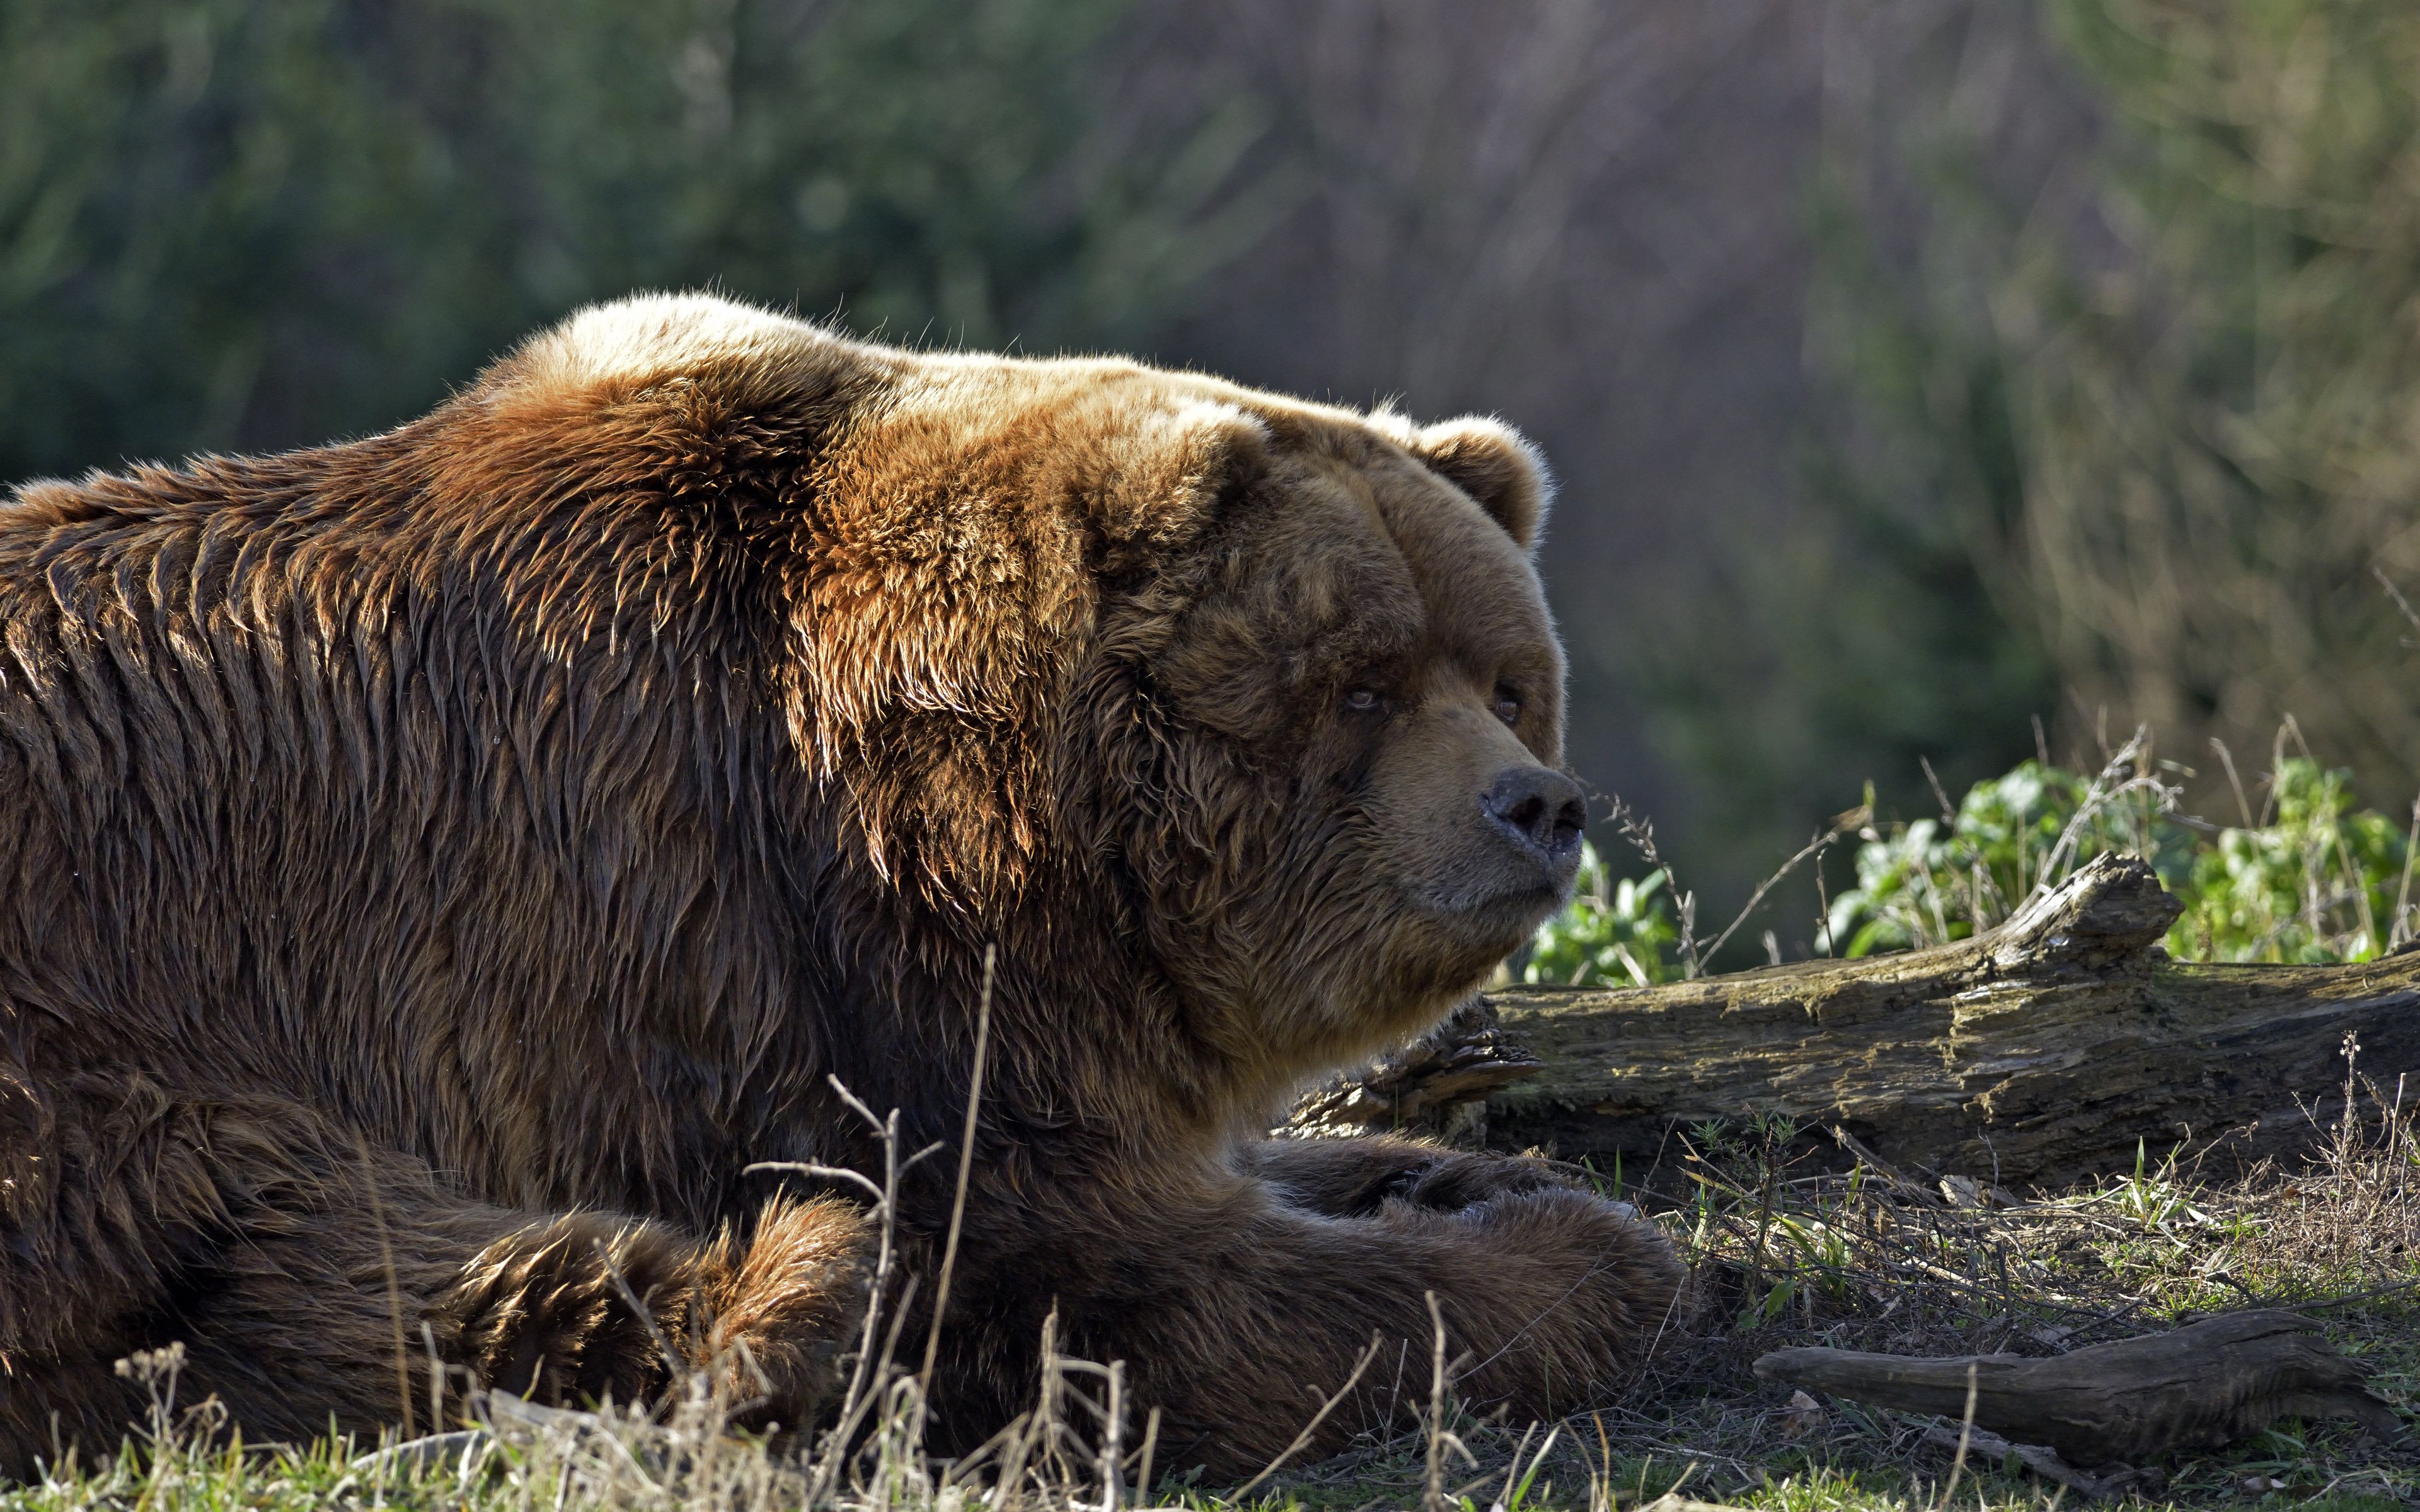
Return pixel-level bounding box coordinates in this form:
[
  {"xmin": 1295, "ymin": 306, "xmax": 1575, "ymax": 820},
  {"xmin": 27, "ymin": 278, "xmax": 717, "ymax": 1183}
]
[
  {"xmin": 1557, "ymin": 1063, "xmax": 2420, "ymax": 1511},
  {"xmin": 1219, "ymin": 1058, "xmax": 2418, "ymax": 1512},
  {"xmin": 16, "ymin": 1118, "xmax": 2413, "ymax": 1512},
  {"xmin": 8, "ymin": 1056, "xmax": 2416, "ymax": 1512}
]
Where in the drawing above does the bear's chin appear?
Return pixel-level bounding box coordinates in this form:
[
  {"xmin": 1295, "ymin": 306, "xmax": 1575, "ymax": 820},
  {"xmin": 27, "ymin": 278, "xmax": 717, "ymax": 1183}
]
[
  {"xmin": 1405, "ymin": 877, "xmax": 1573, "ymax": 953},
  {"xmin": 1373, "ymin": 883, "xmax": 1571, "ymax": 999}
]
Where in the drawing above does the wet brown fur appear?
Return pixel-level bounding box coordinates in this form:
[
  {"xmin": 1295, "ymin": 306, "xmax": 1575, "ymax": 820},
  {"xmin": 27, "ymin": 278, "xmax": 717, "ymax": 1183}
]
[{"xmin": 0, "ymin": 294, "xmax": 1682, "ymax": 1476}]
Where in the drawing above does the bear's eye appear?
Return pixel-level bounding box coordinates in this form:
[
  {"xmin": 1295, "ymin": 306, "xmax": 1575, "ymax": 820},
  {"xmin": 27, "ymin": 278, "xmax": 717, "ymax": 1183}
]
[
  {"xmin": 1493, "ymin": 685, "xmax": 1522, "ymax": 725},
  {"xmin": 1342, "ymin": 686, "xmax": 1386, "ymax": 716}
]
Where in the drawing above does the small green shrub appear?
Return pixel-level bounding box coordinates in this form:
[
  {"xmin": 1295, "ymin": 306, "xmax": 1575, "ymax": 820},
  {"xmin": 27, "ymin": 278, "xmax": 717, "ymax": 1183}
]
[
  {"xmin": 2166, "ymin": 761, "xmax": 2412, "ymax": 963},
  {"xmin": 1828, "ymin": 753, "xmax": 2414, "ymax": 964},
  {"xmin": 1531, "ymin": 750, "xmax": 2416, "ymax": 975},
  {"xmin": 1826, "ymin": 757, "xmax": 2191, "ymax": 958},
  {"xmin": 1521, "ymin": 840, "xmax": 1685, "ymax": 986}
]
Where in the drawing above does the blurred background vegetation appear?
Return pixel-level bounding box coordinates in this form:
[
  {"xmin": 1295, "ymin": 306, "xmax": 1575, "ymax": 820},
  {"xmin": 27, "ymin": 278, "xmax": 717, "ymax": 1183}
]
[{"xmin": 7, "ymin": 0, "xmax": 2418, "ymax": 959}]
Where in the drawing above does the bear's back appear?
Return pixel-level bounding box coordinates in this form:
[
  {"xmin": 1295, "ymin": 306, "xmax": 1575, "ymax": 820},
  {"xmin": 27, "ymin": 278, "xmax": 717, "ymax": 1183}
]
[{"xmin": 0, "ymin": 369, "xmax": 824, "ymax": 1223}]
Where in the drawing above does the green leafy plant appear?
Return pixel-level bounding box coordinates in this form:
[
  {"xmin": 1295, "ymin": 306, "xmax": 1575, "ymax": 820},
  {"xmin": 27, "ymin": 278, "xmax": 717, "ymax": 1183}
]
[
  {"xmin": 2168, "ymin": 760, "xmax": 2414, "ymax": 964},
  {"xmin": 1821, "ymin": 750, "xmax": 2414, "ymax": 965},
  {"xmin": 1533, "ymin": 743, "xmax": 2416, "ymax": 975},
  {"xmin": 1824, "ymin": 751, "xmax": 2192, "ymax": 958},
  {"xmin": 1521, "ymin": 839, "xmax": 1685, "ymax": 987}
]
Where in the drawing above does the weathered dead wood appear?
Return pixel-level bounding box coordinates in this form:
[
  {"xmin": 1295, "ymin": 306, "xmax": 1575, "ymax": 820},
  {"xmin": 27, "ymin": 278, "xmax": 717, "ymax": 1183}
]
[
  {"xmin": 1288, "ymin": 996, "xmax": 1542, "ymax": 1141},
  {"xmin": 1911, "ymin": 1422, "xmax": 2157, "ymax": 1502},
  {"xmin": 1753, "ymin": 1309, "xmax": 2404, "ymax": 1466},
  {"xmin": 1456, "ymin": 854, "xmax": 2420, "ymax": 1185}
]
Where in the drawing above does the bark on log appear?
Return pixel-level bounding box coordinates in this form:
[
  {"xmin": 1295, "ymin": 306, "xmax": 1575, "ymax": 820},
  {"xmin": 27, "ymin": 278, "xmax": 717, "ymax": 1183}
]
[
  {"xmin": 1298, "ymin": 855, "xmax": 2420, "ymax": 1187},
  {"xmin": 1488, "ymin": 854, "xmax": 2420, "ymax": 1185},
  {"xmin": 1753, "ymin": 1310, "xmax": 2404, "ymax": 1465},
  {"xmin": 1288, "ymin": 996, "xmax": 1543, "ymax": 1141}
]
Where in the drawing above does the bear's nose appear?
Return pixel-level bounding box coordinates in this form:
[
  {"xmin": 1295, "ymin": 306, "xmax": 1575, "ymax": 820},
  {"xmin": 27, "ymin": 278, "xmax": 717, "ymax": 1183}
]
[{"xmin": 1481, "ymin": 766, "xmax": 1587, "ymax": 873}]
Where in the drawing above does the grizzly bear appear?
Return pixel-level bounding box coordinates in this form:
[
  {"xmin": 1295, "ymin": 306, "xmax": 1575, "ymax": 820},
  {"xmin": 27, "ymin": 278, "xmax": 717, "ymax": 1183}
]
[{"xmin": 0, "ymin": 294, "xmax": 1682, "ymax": 1478}]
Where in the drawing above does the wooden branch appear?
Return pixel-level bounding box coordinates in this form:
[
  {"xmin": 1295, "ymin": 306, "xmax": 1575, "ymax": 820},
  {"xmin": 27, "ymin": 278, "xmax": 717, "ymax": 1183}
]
[
  {"xmin": 1910, "ymin": 1423, "xmax": 2164, "ymax": 1501},
  {"xmin": 1289, "ymin": 997, "xmax": 1542, "ymax": 1140},
  {"xmin": 1753, "ymin": 1310, "xmax": 2404, "ymax": 1466},
  {"xmin": 1455, "ymin": 855, "xmax": 2420, "ymax": 1186}
]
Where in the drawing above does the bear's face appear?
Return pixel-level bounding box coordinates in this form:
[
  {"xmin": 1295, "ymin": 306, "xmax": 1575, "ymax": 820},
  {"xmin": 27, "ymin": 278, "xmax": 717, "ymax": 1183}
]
[
  {"xmin": 1115, "ymin": 411, "xmax": 1579, "ymax": 1078},
  {"xmin": 705, "ymin": 312, "xmax": 1576, "ymax": 1090}
]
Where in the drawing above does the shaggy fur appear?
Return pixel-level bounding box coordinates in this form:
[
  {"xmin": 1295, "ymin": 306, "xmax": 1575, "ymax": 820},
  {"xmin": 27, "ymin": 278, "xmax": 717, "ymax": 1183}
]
[{"xmin": 0, "ymin": 294, "xmax": 1683, "ymax": 1477}]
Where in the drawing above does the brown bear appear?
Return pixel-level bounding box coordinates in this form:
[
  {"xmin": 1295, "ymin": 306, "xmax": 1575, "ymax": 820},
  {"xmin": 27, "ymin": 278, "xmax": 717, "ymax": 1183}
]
[{"xmin": 0, "ymin": 294, "xmax": 1682, "ymax": 1479}]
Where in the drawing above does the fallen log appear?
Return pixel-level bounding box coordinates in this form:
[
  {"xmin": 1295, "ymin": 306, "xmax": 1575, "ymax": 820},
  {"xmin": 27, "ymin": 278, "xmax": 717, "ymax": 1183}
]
[
  {"xmin": 1753, "ymin": 1309, "xmax": 2404, "ymax": 1465},
  {"xmin": 1294, "ymin": 855, "xmax": 2420, "ymax": 1187}
]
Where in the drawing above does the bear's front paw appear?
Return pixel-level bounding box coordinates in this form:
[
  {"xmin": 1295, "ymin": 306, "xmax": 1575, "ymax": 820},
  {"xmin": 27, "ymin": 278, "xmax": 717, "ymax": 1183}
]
[
  {"xmin": 1375, "ymin": 1148, "xmax": 1575, "ymax": 1212},
  {"xmin": 1252, "ymin": 1135, "xmax": 1585, "ymax": 1217},
  {"xmin": 441, "ymin": 1213, "xmax": 700, "ymax": 1411},
  {"xmin": 1428, "ymin": 1185, "xmax": 1690, "ymax": 1391}
]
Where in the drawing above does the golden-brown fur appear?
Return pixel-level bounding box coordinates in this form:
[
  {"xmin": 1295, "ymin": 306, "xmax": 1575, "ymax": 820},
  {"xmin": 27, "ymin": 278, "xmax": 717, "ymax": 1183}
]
[{"xmin": 0, "ymin": 293, "xmax": 1681, "ymax": 1476}]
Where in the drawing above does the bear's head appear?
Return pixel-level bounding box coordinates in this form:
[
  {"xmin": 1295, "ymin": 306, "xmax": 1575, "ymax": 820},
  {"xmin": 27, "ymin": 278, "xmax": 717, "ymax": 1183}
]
[
  {"xmin": 496, "ymin": 296, "xmax": 1581, "ymax": 1097},
  {"xmin": 1093, "ymin": 401, "xmax": 1579, "ymax": 1084}
]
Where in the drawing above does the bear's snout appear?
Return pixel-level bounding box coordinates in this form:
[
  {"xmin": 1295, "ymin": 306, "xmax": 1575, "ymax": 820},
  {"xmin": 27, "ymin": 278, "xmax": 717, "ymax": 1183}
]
[{"xmin": 1480, "ymin": 765, "xmax": 1586, "ymax": 881}]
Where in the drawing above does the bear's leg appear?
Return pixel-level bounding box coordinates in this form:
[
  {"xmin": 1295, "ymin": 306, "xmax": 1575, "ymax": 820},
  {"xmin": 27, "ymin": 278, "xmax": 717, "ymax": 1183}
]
[
  {"xmin": 0, "ymin": 1076, "xmax": 870, "ymax": 1474},
  {"xmin": 1245, "ymin": 1134, "xmax": 1578, "ymax": 1217},
  {"xmin": 175, "ymin": 1184, "xmax": 873, "ymax": 1445},
  {"xmin": 1037, "ymin": 1170, "xmax": 1687, "ymax": 1482}
]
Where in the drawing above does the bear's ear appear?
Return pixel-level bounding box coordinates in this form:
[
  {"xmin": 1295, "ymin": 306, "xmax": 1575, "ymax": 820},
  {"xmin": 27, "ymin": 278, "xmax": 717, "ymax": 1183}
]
[{"xmin": 1410, "ymin": 417, "xmax": 1552, "ymax": 550}]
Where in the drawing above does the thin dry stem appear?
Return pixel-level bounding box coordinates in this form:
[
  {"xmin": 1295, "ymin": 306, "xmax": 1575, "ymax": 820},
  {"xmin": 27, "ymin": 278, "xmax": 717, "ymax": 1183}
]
[{"xmin": 920, "ymin": 942, "xmax": 997, "ymax": 1404}]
